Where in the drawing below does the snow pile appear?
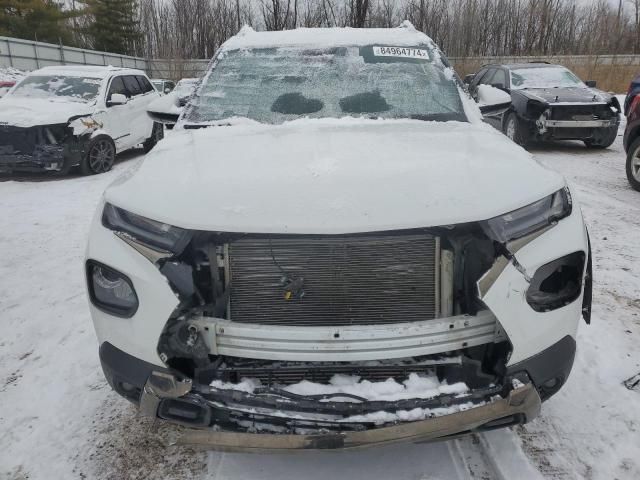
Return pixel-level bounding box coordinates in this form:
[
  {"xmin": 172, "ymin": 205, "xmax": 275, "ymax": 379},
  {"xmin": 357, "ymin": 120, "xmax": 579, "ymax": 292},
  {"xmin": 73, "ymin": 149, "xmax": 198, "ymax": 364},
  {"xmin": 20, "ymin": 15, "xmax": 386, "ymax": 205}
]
[
  {"xmin": 223, "ymin": 22, "xmax": 436, "ymax": 50},
  {"xmin": 0, "ymin": 66, "xmax": 25, "ymax": 83},
  {"xmin": 211, "ymin": 372, "xmax": 469, "ymax": 403},
  {"xmin": 342, "ymin": 400, "xmax": 481, "ymax": 425}
]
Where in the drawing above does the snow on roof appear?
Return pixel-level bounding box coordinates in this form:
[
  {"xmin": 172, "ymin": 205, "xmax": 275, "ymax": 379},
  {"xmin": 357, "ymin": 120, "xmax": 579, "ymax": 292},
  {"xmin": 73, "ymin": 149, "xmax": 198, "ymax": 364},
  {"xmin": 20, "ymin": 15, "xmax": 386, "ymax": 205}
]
[
  {"xmin": 222, "ymin": 21, "xmax": 437, "ymax": 51},
  {"xmin": 29, "ymin": 65, "xmax": 145, "ymax": 79}
]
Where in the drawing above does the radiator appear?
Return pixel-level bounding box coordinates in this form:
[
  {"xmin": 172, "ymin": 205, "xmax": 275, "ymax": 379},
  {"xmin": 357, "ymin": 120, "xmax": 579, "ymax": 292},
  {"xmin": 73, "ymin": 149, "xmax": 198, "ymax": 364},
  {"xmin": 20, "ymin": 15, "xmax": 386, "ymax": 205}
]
[{"xmin": 227, "ymin": 234, "xmax": 439, "ymax": 326}]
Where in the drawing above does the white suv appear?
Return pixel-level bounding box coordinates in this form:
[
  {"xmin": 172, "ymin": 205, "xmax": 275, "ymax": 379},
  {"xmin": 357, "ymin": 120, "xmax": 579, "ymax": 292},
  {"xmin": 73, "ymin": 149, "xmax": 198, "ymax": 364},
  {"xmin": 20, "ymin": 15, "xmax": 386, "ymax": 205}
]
[
  {"xmin": 0, "ymin": 65, "xmax": 162, "ymax": 175},
  {"xmin": 86, "ymin": 24, "xmax": 591, "ymax": 450}
]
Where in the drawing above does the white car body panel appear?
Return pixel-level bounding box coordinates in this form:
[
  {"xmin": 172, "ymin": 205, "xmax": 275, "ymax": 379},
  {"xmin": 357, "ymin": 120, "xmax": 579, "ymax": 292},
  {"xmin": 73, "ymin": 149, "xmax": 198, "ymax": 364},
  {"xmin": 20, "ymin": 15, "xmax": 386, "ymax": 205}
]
[
  {"xmin": 87, "ymin": 196, "xmax": 586, "ymax": 367},
  {"xmin": 105, "ymin": 119, "xmax": 564, "ymax": 233}
]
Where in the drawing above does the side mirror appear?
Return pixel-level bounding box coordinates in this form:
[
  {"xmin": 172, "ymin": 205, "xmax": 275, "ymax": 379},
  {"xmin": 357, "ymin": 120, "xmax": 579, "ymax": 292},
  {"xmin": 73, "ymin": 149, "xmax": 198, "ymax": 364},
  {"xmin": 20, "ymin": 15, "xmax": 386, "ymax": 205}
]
[
  {"xmin": 107, "ymin": 93, "xmax": 128, "ymax": 106},
  {"xmin": 476, "ymin": 84, "xmax": 512, "ymax": 115},
  {"xmin": 585, "ymin": 80, "xmax": 597, "ymax": 88},
  {"xmin": 147, "ymin": 109, "xmax": 180, "ymax": 125},
  {"xmin": 164, "ymin": 87, "xmax": 172, "ymax": 94},
  {"xmin": 490, "ymin": 82, "xmax": 507, "ymax": 91},
  {"xmin": 463, "ymin": 74, "xmax": 475, "ymax": 85}
]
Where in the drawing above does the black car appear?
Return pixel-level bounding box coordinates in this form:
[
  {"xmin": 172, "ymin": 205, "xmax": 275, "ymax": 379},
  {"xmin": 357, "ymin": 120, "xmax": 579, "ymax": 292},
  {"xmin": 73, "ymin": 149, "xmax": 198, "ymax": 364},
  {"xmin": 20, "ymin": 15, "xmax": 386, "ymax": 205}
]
[
  {"xmin": 465, "ymin": 63, "xmax": 621, "ymax": 148},
  {"xmin": 623, "ymin": 74, "xmax": 640, "ymax": 191}
]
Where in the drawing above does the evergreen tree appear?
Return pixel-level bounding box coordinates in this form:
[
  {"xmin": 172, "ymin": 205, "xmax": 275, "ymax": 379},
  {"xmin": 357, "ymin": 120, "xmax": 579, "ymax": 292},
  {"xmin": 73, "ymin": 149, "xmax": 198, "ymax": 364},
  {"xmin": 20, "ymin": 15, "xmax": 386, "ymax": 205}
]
[
  {"xmin": 83, "ymin": 0, "xmax": 141, "ymax": 55},
  {"xmin": 0, "ymin": 0, "xmax": 79, "ymax": 44}
]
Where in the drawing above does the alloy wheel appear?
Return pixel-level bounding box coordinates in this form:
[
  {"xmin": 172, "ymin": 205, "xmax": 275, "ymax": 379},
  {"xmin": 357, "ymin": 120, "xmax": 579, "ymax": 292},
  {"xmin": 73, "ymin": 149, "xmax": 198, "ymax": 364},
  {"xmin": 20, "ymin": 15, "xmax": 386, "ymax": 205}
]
[
  {"xmin": 89, "ymin": 139, "xmax": 115, "ymax": 173},
  {"xmin": 632, "ymin": 148, "xmax": 640, "ymax": 182}
]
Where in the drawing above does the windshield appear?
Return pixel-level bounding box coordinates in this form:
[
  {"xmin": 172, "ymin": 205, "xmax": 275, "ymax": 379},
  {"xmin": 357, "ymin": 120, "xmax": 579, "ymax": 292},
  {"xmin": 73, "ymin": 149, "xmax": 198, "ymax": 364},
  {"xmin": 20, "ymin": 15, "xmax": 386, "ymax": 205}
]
[
  {"xmin": 10, "ymin": 75, "xmax": 102, "ymax": 102},
  {"xmin": 510, "ymin": 67, "xmax": 584, "ymax": 90},
  {"xmin": 152, "ymin": 81, "xmax": 163, "ymax": 90},
  {"xmin": 183, "ymin": 45, "xmax": 466, "ymax": 125}
]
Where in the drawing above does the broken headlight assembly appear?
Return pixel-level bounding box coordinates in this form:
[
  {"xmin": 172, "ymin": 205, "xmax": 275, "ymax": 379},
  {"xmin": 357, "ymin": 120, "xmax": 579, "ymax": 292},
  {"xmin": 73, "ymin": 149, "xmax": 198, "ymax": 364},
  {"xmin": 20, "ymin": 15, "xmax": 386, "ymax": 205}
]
[
  {"xmin": 102, "ymin": 203, "xmax": 191, "ymax": 253},
  {"xmin": 483, "ymin": 188, "xmax": 572, "ymax": 243},
  {"xmin": 86, "ymin": 261, "xmax": 138, "ymax": 317}
]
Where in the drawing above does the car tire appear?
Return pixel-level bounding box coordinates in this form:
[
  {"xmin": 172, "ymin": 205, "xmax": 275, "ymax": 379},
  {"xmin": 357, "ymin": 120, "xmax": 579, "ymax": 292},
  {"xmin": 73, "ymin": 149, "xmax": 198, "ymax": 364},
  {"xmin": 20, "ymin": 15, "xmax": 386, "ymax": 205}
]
[
  {"xmin": 81, "ymin": 136, "xmax": 116, "ymax": 175},
  {"xmin": 143, "ymin": 122, "xmax": 164, "ymax": 153},
  {"xmin": 626, "ymin": 138, "xmax": 640, "ymax": 191},
  {"xmin": 584, "ymin": 127, "xmax": 617, "ymax": 149},
  {"xmin": 503, "ymin": 112, "xmax": 527, "ymax": 146}
]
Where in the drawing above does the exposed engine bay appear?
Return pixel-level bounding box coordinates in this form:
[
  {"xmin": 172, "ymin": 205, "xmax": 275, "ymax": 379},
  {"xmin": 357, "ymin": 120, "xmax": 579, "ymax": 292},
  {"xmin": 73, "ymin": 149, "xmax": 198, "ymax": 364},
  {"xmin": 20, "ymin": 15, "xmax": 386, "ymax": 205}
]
[
  {"xmin": 0, "ymin": 122, "xmax": 87, "ymax": 173},
  {"xmin": 119, "ymin": 221, "xmax": 585, "ymax": 432}
]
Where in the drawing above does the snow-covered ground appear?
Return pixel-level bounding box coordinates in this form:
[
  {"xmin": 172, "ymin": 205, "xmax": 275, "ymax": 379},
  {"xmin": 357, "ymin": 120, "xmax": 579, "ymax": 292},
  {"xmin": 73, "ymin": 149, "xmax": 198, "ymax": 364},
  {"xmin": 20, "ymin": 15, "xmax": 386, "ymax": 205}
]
[
  {"xmin": 0, "ymin": 123, "xmax": 639, "ymax": 479},
  {"xmin": 0, "ymin": 66, "xmax": 25, "ymax": 83}
]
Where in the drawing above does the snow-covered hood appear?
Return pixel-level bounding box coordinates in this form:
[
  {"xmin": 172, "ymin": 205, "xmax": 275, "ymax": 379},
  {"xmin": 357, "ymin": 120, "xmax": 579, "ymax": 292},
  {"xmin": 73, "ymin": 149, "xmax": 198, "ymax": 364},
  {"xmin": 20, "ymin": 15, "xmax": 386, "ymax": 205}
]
[
  {"xmin": 105, "ymin": 119, "xmax": 565, "ymax": 234},
  {"xmin": 515, "ymin": 86, "xmax": 614, "ymax": 105},
  {"xmin": 0, "ymin": 97, "xmax": 95, "ymax": 127}
]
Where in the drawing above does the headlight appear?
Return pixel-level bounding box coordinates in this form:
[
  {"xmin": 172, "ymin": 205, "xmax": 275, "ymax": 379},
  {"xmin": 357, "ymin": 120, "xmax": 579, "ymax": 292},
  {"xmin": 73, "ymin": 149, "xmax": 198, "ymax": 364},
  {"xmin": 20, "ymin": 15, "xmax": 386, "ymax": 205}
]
[
  {"xmin": 86, "ymin": 261, "xmax": 138, "ymax": 317},
  {"xmin": 483, "ymin": 188, "xmax": 572, "ymax": 243},
  {"xmin": 102, "ymin": 203, "xmax": 191, "ymax": 253}
]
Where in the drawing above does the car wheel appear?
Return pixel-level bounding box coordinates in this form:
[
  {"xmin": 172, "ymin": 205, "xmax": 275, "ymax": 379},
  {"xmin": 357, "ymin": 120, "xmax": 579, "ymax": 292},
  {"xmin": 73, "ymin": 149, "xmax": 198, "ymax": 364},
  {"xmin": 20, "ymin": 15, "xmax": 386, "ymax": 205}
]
[
  {"xmin": 626, "ymin": 138, "xmax": 640, "ymax": 191},
  {"xmin": 504, "ymin": 112, "xmax": 527, "ymax": 146},
  {"xmin": 81, "ymin": 136, "xmax": 116, "ymax": 175},
  {"xmin": 584, "ymin": 127, "xmax": 617, "ymax": 149},
  {"xmin": 143, "ymin": 122, "xmax": 164, "ymax": 153}
]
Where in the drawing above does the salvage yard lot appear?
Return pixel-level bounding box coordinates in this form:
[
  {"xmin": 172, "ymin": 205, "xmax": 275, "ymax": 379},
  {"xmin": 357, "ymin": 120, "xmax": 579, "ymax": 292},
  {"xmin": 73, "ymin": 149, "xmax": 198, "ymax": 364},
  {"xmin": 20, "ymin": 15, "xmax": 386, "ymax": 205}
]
[{"xmin": 1, "ymin": 129, "xmax": 639, "ymax": 479}]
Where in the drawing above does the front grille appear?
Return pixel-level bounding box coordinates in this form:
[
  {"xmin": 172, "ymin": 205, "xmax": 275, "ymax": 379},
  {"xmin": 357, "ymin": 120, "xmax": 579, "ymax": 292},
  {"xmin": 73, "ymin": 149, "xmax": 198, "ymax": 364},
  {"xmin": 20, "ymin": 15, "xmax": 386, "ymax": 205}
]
[
  {"xmin": 0, "ymin": 125, "xmax": 36, "ymax": 155},
  {"xmin": 228, "ymin": 234, "xmax": 439, "ymax": 326},
  {"xmin": 212, "ymin": 364, "xmax": 439, "ymax": 386},
  {"xmin": 550, "ymin": 104, "xmax": 612, "ymax": 121}
]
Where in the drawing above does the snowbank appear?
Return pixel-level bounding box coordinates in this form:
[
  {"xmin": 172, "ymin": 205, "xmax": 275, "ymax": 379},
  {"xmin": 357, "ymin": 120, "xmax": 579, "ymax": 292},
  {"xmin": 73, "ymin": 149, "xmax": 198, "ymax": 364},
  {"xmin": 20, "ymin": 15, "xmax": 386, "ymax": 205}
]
[{"xmin": 0, "ymin": 66, "xmax": 25, "ymax": 83}]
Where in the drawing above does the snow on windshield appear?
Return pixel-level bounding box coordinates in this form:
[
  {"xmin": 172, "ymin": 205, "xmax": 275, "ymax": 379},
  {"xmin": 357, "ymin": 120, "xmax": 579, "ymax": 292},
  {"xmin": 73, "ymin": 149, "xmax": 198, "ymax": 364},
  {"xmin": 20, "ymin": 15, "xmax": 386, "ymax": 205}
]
[
  {"xmin": 10, "ymin": 75, "xmax": 102, "ymax": 102},
  {"xmin": 184, "ymin": 45, "xmax": 466, "ymax": 125},
  {"xmin": 510, "ymin": 67, "xmax": 584, "ymax": 90}
]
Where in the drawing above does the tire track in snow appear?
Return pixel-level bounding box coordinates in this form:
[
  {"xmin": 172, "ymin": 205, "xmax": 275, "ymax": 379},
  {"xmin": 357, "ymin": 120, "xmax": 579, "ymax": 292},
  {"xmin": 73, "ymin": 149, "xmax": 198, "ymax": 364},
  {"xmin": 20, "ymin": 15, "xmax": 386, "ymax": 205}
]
[{"xmin": 200, "ymin": 431, "xmax": 541, "ymax": 480}]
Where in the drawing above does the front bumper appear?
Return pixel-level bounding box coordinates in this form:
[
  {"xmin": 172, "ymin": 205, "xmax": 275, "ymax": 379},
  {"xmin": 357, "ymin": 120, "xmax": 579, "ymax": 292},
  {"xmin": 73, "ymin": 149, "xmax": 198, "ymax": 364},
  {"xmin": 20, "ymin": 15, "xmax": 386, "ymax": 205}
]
[
  {"xmin": 540, "ymin": 118, "xmax": 618, "ymax": 129},
  {"xmin": 173, "ymin": 384, "xmax": 540, "ymax": 451},
  {"xmin": 99, "ymin": 341, "xmax": 557, "ymax": 451},
  {"xmin": 0, "ymin": 146, "xmax": 67, "ymax": 172}
]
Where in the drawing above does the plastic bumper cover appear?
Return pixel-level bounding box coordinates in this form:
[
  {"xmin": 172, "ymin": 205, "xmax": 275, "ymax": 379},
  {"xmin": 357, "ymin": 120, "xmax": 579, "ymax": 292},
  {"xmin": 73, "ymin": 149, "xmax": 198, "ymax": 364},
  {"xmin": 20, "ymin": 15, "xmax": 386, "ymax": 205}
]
[
  {"xmin": 99, "ymin": 341, "xmax": 542, "ymax": 450},
  {"xmin": 0, "ymin": 145, "xmax": 67, "ymax": 172}
]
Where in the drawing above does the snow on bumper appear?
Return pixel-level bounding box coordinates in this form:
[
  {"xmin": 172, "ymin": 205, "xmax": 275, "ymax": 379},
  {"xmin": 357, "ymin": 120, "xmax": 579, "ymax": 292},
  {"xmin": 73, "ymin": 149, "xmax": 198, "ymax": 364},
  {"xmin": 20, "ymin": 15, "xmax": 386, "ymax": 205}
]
[{"xmin": 139, "ymin": 369, "xmax": 541, "ymax": 451}]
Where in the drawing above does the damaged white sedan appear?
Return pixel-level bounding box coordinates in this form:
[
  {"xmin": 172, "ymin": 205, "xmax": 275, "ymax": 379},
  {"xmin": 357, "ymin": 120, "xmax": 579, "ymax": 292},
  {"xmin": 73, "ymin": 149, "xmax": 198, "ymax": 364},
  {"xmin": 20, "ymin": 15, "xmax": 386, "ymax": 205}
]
[
  {"xmin": 0, "ymin": 66, "xmax": 162, "ymax": 175},
  {"xmin": 86, "ymin": 24, "xmax": 592, "ymax": 450}
]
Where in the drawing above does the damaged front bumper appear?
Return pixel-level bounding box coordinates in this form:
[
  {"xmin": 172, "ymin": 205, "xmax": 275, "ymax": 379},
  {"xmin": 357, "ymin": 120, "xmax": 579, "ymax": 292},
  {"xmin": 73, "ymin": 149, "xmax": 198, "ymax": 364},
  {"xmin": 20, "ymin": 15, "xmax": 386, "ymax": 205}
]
[
  {"xmin": 0, "ymin": 124, "xmax": 84, "ymax": 173},
  {"xmin": 100, "ymin": 341, "xmax": 542, "ymax": 451}
]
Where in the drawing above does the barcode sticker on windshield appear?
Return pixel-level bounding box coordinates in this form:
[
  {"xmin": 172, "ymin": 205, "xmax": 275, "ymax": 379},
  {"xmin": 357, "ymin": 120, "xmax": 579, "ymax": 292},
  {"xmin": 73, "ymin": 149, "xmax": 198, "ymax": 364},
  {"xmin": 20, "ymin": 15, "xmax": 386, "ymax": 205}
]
[{"xmin": 373, "ymin": 46, "xmax": 430, "ymax": 60}]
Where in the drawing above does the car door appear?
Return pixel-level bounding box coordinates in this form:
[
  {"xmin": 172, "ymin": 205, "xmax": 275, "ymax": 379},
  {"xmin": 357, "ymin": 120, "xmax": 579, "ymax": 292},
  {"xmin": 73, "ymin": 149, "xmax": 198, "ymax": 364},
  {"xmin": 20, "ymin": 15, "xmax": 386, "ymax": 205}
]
[
  {"xmin": 118, "ymin": 75, "xmax": 156, "ymax": 148},
  {"xmin": 100, "ymin": 75, "xmax": 132, "ymax": 151},
  {"xmin": 133, "ymin": 75, "xmax": 160, "ymax": 141}
]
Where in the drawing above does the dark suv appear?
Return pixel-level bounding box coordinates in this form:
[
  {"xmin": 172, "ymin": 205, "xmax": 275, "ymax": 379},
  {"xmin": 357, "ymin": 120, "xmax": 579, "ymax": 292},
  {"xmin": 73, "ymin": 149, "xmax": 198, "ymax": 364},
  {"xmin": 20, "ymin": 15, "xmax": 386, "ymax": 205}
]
[
  {"xmin": 465, "ymin": 63, "xmax": 620, "ymax": 148},
  {"xmin": 623, "ymin": 75, "xmax": 640, "ymax": 191}
]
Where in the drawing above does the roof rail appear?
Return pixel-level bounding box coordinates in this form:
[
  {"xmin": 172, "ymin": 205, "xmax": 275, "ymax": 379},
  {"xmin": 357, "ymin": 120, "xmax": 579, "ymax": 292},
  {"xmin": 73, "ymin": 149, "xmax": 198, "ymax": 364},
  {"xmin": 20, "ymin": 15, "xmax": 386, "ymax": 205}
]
[{"xmin": 528, "ymin": 60, "xmax": 551, "ymax": 64}]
